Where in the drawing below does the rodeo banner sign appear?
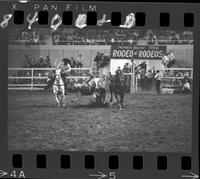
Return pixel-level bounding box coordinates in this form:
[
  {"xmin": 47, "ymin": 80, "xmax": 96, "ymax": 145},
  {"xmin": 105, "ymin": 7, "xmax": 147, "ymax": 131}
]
[{"xmin": 111, "ymin": 45, "xmax": 167, "ymax": 60}]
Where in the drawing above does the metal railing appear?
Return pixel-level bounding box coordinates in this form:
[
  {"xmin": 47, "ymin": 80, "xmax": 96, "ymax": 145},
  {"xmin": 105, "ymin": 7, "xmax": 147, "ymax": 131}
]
[
  {"xmin": 8, "ymin": 67, "xmax": 92, "ymax": 90},
  {"xmin": 9, "ymin": 39, "xmax": 194, "ymax": 45}
]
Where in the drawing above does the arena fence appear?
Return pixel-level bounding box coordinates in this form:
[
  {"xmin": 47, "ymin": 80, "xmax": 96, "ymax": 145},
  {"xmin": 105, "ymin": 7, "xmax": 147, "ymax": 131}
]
[
  {"xmin": 8, "ymin": 67, "xmax": 193, "ymax": 93},
  {"xmin": 8, "ymin": 67, "xmax": 92, "ymax": 91}
]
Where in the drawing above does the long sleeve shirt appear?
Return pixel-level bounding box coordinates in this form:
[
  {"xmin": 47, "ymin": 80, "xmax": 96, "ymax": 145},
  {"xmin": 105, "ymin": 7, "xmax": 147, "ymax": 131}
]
[{"xmin": 155, "ymin": 73, "xmax": 162, "ymax": 80}]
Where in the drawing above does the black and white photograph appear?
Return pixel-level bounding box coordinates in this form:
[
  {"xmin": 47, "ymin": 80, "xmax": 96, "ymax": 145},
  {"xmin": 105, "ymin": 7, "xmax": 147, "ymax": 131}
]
[{"xmin": 8, "ymin": 28, "xmax": 193, "ymax": 152}]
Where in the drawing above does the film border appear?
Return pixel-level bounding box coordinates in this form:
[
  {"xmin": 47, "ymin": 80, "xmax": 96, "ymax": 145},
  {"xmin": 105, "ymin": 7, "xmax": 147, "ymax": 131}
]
[{"xmin": 0, "ymin": 1, "xmax": 199, "ymax": 179}]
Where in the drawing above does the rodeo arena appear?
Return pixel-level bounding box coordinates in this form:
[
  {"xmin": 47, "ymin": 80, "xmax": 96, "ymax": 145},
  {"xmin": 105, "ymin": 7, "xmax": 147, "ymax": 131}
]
[{"xmin": 8, "ymin": 29, "xmax": 193, "ymax": 152}]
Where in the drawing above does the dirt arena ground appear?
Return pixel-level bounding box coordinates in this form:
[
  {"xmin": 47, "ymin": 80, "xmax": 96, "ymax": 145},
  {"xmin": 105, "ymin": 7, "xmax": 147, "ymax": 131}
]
[{"xmin": 8, "ymin": 91, "xmax": 192, "ymax": 152}]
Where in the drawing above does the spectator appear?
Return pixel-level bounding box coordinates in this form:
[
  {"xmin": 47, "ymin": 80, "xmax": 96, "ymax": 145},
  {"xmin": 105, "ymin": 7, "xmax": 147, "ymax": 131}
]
[
  {"xmin": 155, "ymin": 70, "xmax": 162, "ymax": 94},
  {"xmin": 21, "ymin": 30, "xmax": 28, "ymax": 44},
  {"xmin": 150, "ymin": 66, "xmax": 156, "ymax": 88},
  {"xmin": 115, "ymin": 66, "xmax": 122, "ymax": 75},
  {"xmin": 182, "ymin": 78, "xmax": 191, "ymax": 93},
  {"xmin": 94, "ymin": 52, "xmax": 101, "ymax": 63},
  {"xmin": 123, "ymin": 63, "xmax": 131, "ymax": 92},
  {"xmin": 70, "ymin": 57, "xmax": 76, "ymax": 68},
  {"xmin": 170, "ymin": 32, "xmax": 178, "ymax": 44},
  {"xmin": 30, "ymin": 57, "xmax": 36, "ymax": 67},
  {"xmin": 52, "ymin": 32, "xmax": 61, "ymax": 45},
  {"xmin": 140, "ymin": 68, "xmax": 146, "ymax": 91},
  {"xmin": 76, "ymin": 54, "xmax": 83, "ymax": 68},
  {"xmin": 38, "ymin": 56, "xmax": 44, "ymax": 68},
  {"xmin": 94, "ymin": 52, "xmax": 102, "ymax": 70},
  {"xmin": 111, "ymin": 37, "xmax": 115, "ymax": 44},
  {"xmin": 22, "ymin": 55, "xmax": 31, "ymax": 68},
  {"xmin": 138, "ymin": 61, "xmax": 147, "ymax": 72},
  {"xmin": 32, "ymin": 29, "xmax": 40, "ymax": 44},
  {"xmin": 123, "ymin": 63, "xmax": 131, "ymax": 73},
  {"xmin": 183, "ymin": 72, "xmax": 191, "ymax": 85},
  {"xmin": 70, "ymin": 57, "xmax": 76, "ymax": 74},
  {"xmin": 146, "ymin": 70, "xmax": 152, "ymax": 90},
  {"xmin": 148, "ymin": 33, "xmax": 157, "ymax": 45},
  {"xmin": 45, "ymin": 56, "xmax": 51, "ymax": 68}
]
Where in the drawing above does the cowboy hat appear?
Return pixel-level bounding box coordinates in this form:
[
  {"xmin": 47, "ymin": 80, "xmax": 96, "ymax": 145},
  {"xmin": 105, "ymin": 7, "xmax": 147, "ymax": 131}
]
[{"xmin": 62, "ymin": 58, "xmax": 71, "ymax": 64}]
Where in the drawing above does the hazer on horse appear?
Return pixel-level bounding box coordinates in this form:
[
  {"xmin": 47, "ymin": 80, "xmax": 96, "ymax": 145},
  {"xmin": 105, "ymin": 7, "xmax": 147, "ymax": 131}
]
[
  {"xmin": 108, "ymin": 67, "xmax": 125, "ymax": 109},
  {"xmin": 53, "ymin": 68, "xmax": 66, "ymax": 107},
  {"xmin": 45, "ymin": 58, "xmax": 71, "ymax": 107},
  {"xmin": 45, "ymin": 58, "xmax": 71, "ymax": 92},
  {"xmin": 72, "ymin": 74, "xmax": 106, "ymax": 104}
]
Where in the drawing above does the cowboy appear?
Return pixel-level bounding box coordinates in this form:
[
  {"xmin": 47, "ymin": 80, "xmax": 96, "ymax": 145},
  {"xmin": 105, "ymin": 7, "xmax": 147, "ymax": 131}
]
[
  {"xmin": 57, "ymin": 58, "xmax": 71, "ymax": 74},
  {"xmin": 38, "ymin": 56, "xmax": 44, "ymax": 68},
  {"xmin": 76, "ymin": 54, "xmax": 84, "ymax": 68},
  {"xmin": 182, "ymin": 78, "xmax": 191, "ymax": 93},
  {"xmin": 123, "ymin": 63, "xmax": 131, "ymax": 73},
  {"xmin": 45, "ymin": 56, "xmax": 51, "ymax": 68},
  {"xmin": 150, "ymin": 66, "xmax": 156, "ymax": 88},
  {"xmin": 146, "ymin": 69, "xmax": 152, "ymax": 90},
  {"xmin": 137, "ymin": 61, "xmax": 147, "ymax": 74},
  {"xmin": 115, "ymin": 67, "xmax": 123, "ymax": 87},
  {"xmin": 116, "ymin": 66, "xmax": 122, "ymax": 75},
  {"xmin": 155, "ymin": 70, "xmax": 162, "ymax": 94}
]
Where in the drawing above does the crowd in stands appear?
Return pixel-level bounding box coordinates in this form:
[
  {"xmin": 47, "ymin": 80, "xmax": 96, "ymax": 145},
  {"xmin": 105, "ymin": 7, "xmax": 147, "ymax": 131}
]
[
  {"xmin": 52, "ymin": 29, "xmax": 193, "ymax": 45},
  {"xmin": 9, "ymin": 28, "xmax": 193, "ymax": 45},
  {"xmin": 9, "ymin": 28, "xmax": 41, "ymax": 45},
  {"xmin": 22, "ymin": 55, "xmax": 51, "ymax": 68},
  {"xmin": 94, "ymin": 52, "xmax": 110, "ymax": 70}
]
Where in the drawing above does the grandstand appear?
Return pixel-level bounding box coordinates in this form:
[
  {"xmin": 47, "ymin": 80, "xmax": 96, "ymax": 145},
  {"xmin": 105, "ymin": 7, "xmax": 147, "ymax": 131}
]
[{"xmin": 9, "ymin": 28, "xmax": 193, "ymax": 46}]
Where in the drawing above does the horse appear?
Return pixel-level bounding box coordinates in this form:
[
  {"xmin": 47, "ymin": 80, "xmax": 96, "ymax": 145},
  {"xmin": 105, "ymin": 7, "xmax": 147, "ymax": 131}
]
[
  {"xmin": 108, "ymin": 72, "xmax": 125, "ymax": 109},
  {"xmin": 71, "ymin": 76, "xmax": 106, "ymax": 104},
  {"xmin": 52, "ymin": 69, "xmax": 66, "ymax": 107}
]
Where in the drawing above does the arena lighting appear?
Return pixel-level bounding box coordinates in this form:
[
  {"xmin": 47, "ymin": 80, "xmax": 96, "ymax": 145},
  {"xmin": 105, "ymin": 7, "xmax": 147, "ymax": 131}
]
[
  {"xmin": 0, "ymin": 12, "xmax": 135, "ymax": 30},
  {"xmin": 19, "ymin": 0, "xmax": 28, "ymax": 3}
]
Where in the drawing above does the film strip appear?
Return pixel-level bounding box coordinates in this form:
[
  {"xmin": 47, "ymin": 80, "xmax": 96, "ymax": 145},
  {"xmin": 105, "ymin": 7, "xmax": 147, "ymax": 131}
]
[{"xmin": 0, "ymin": 1, "xmax": 199, "ymax": 179}]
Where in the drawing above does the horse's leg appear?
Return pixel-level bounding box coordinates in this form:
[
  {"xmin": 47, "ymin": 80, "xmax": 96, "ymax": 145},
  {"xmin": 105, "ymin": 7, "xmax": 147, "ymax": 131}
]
[
  {"xmin": 109, "ymin": 85, "xmax": 113, "ymax": 102},
  {"xmin": 64, "ymin": 78, "xmax": 68, "ymax": 95},
  {"xmin": 114, "ymin": 92, "xmax": 121, "ymax": 109},
  {"xmin": 61, "ymin": 94, "xmax": 65, "ymax": 107},
  {"xmin": 103, "ymin": 89, "xmax": 106, "ymax": 104},
  {"xmin": 53, "ymin": 85, "xmax": 60, "ymax": 106},
  {"xmin": 54, "ymin": 93, "xmax": 60, "ymax": 107},
  {"xmin": 100, "ymin": 88, "xmax": 106, "ymax": 104},
  {"xmin": 120, "ymin": 93, "xmax": 124, "ymax": 108},
  {"xmin": 61, "ymin": 86, "xmax": 66, "ymax": 107}
]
